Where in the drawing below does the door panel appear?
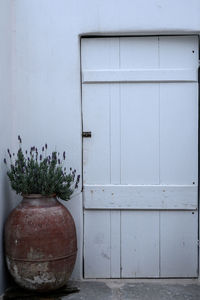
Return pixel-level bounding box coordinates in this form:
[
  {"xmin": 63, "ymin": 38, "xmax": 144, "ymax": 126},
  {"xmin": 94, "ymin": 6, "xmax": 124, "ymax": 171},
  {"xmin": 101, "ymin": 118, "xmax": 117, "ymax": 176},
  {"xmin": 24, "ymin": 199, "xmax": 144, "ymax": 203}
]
[
  {"xmin": 84, "ymin": 210, "xmax": 111, "ymax": 278},
  {"xmin": 121, "ymin": 211, "xmax": 159, "ymax": 278},
  {"xmin": 84, "ymin": 210, "xmax": 121, "ymax": 279},
  {"xmin": 160, "ymin": 83, "xmax": 198, "ymax": 185},
  {"xmin": 82, "ymin": 84, "xmax": 110, "ymax": 184},
  {"xmin": 82, "ymin": 36, "xmax": 199, "ymax": 278},
  {"xmin": 159, "ymin": 36, "xmax": 198, "ymax": 68},
  {"xmin": 160, "ymin": 211, "xmax": 198, "ymax": 277},
  {"xmin": 81, "ymin": 37, "xmax": 119, "ymax": 70},
  {"xmin": 119, "ymin": 36, "xmax": 159, "ymax": 68},
  {"xmin": 121, "ymin": 83, "xmax": 159, "ymax": 184}
]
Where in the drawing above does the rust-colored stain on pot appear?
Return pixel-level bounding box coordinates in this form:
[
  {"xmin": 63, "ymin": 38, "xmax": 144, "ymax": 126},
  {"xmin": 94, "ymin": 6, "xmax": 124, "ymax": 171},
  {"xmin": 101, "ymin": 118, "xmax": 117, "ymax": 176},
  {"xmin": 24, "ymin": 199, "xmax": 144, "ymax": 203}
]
[{"xmin": 5, "ymin": 195, "xmax": 77, "ymax": 291}]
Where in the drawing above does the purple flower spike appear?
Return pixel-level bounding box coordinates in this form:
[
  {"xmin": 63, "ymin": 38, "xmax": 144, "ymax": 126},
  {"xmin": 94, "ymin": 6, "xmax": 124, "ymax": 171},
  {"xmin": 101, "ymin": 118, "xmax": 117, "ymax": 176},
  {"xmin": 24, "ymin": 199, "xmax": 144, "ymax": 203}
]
[
  {"xmin": 18, "ymin": 135, "xmax": 22, "ymax": 143},
  {"xmin": 7, "ymin": 149, "xmax": 11, "ymax": 158},
  {"xmin": 63, "ymin": 151, "xmax": 66, "ymax": 160}
]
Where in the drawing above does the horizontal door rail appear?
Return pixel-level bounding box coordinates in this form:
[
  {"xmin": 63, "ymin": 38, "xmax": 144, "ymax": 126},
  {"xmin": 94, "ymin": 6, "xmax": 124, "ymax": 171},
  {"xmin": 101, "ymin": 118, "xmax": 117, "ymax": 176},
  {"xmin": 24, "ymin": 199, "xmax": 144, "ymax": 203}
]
[
  {"xmin": 82, "ymin": 69, "xmax": 197, "ymax": 83},
  {"xmin": 83, "ymin": 185, "xmax": 197, "ymax": 210}
]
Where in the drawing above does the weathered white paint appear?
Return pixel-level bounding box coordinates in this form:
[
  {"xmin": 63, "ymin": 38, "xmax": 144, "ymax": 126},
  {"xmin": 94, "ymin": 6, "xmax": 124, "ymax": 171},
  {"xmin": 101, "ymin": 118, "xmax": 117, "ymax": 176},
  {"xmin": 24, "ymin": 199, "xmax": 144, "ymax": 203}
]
[
  {"xmin": 84, "ymin": 210, "xmax": 198, "ymax": 278},
  {"xmin": 82, "ymin": 36, "xmax": 198, "ymax": 69},
  {"xmin": 1, "ymin": 0, "xmax": 200, "ymax": 286},
  {"xmin": 84, "ymin": 210, "xmax": 121, "ymax": 279},
  {"xmin": 82, "ymin": 84, "xmax": 110, "ymax": 184},
  {"xmin": 82, "ymin": 36, "xmax": 198, "ymax": 278},
  {"xmin": 120, "ymin": 83, "xmax": 160, "ymax": 184},
  {"xmin": 160, "ymin": 82, "xmax": 198, "ymax": 185},
  {"xmin": 110, "ymin": 84, "xmax": 121, "ymax": 185},
  {"xmin": 110, "ymin": 211, "xmax": 121, "ymax": 278},
  {"xmin": 82, "ymin": 36, "xmax": 198, "ymax": 187},
  {"xmin": 121, "ymin": 211, "xmax": 160, "ymax": 278},
  {"xmin": 84, "ymin": 210, "xmax": 111, "ymax": 278},
  {"xmin": 82, "ymin": 69, "xmax": 197, "ymax": 83},
  {"xmin": 84, "ymin": 185, "xmax": 198, "ymax": 210},
  {"xmin": 160, "ymin": 211, "xmax": 198, "ymax": 277}
]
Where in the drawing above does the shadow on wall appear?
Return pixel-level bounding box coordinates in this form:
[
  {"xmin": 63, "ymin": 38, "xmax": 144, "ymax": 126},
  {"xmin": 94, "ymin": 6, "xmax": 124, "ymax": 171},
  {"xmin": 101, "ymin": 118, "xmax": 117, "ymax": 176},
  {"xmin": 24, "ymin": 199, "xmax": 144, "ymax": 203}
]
[{"xmin": 0, "ymin": 174, "xmax": 21, "ymax": 292}]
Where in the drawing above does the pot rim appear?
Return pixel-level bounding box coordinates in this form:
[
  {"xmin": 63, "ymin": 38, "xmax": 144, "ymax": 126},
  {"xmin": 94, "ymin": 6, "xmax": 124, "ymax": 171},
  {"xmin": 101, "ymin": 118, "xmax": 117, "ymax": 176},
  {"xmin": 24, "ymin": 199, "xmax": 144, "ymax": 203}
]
[{"xmin": 22, "ymin": 194, "xmax": 57, "ymax": 199}]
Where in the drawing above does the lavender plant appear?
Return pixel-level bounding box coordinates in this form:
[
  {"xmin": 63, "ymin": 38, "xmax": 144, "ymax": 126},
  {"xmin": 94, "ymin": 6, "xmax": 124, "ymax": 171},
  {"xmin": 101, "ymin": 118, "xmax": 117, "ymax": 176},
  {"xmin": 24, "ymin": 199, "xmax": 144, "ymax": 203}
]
[{"xmin": 4, "ymin": 136, "xmax": 80, "ymax": 200}]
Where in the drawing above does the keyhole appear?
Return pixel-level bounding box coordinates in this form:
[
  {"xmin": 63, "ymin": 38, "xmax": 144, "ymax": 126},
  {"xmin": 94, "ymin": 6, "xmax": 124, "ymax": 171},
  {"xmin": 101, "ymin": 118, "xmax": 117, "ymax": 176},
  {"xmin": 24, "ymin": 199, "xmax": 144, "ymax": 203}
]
[{"xmin": 192, "ymin": 50, "xmax": 195, "ymax": 53}]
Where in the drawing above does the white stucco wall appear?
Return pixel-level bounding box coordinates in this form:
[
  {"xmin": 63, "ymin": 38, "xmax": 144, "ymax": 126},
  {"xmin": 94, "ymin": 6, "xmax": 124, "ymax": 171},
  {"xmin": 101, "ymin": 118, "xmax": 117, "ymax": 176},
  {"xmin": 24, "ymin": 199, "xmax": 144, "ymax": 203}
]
[
  {"xmin": 0, "ymin": 0, "xmax": 12, "ymax": 293},
  {"xmin": 1, "ymin": 0, "xmax": 200, "ymax": 288}
]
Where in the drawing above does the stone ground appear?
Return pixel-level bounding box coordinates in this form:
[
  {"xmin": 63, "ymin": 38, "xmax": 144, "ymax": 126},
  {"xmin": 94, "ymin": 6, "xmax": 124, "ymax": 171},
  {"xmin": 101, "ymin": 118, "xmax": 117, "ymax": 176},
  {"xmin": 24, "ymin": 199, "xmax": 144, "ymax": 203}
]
[
  {"xmin": 2, "ymin": 279, "xmax": 200, "ymax": 300},
  {"xmin": 63, "ymin": 279, "xmax": 200, "ymax": 300}
]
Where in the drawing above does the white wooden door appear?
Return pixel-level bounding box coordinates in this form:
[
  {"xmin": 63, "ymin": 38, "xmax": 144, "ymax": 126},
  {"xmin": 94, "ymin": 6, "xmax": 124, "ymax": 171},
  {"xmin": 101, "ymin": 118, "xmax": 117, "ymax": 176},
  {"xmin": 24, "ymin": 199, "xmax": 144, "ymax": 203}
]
[{"xmin": 81, "ymin": 36, "xmax": 199, "ymax": 278}]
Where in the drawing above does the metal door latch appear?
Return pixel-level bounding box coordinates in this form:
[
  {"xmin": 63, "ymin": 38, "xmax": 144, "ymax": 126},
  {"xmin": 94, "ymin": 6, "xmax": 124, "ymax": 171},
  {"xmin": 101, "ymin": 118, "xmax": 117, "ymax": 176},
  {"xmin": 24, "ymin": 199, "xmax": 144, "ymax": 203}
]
[{"xmin": 82, "ymin": 131, "xmax": 92, "ymax": 138}]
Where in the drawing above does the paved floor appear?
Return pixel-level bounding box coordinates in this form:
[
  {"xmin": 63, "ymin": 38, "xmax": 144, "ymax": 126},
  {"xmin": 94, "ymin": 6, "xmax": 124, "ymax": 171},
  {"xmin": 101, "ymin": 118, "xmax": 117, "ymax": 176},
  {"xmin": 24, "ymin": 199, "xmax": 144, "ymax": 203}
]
[
  {"xmin": 63, "ymin": 280, "xmax": 200, "ymax": 300},
  {"xmin": 2, "ymin": 280, "xmax": 200, "ymax": 300}
]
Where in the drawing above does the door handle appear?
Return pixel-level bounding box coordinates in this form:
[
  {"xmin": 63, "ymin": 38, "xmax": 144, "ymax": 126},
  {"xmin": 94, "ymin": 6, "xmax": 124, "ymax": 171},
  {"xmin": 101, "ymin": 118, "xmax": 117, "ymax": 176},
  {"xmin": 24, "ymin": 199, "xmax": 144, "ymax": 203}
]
[{"xmin": 82, "ymin": 131, "xmax": 92, "ymax": 138}]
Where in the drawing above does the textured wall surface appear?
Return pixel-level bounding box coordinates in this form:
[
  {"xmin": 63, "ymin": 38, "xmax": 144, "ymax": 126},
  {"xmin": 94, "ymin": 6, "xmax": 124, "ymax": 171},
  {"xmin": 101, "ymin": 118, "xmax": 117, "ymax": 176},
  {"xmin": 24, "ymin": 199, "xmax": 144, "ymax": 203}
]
[
  {"xmin": 0, "ymin": 0, "xmax": 12, "ymax": 294},
  {"xmin": 0, "ymin": 0, "xmax": 200, "ymax": 292}
]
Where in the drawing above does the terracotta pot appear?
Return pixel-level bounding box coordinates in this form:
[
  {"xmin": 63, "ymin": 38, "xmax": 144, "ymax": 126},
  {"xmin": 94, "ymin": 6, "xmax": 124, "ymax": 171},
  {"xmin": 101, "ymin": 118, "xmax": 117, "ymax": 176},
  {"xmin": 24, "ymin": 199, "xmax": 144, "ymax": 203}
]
[{"xmin": 4, "ymin": 195, "xmax": 77, "ymax": 291}]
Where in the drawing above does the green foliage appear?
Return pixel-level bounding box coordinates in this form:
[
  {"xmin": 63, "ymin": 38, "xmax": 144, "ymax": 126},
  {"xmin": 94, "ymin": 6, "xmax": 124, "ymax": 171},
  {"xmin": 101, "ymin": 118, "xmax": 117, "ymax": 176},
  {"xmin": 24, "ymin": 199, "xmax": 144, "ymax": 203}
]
[{"xmin": 4, "ymin": 136, "xmax": 80, "ymax": 201}]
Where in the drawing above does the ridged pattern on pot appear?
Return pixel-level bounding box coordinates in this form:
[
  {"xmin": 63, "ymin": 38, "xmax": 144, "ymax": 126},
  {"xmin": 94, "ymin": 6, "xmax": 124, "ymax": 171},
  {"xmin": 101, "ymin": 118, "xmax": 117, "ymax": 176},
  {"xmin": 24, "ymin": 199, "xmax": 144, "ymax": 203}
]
[{"xmin": 5, "ymin": 196, "xmax": 77, "ymax": 291}]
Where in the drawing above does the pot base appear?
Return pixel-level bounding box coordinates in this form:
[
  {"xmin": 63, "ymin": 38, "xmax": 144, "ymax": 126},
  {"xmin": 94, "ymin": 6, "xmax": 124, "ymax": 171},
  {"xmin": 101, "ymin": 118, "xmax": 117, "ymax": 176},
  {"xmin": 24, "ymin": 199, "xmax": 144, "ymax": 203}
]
[{"xmin": 6, "ymin": 254, "xmax": 77, "ymax": 291}]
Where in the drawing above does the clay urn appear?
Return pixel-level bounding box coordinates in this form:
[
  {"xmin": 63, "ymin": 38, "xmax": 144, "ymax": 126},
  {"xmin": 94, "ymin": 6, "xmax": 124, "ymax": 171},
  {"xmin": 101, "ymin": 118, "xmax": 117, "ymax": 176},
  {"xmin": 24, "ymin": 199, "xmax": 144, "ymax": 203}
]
[{"xmin": 4, "ymin": 194, "xmax": 77, "ymax": 291}]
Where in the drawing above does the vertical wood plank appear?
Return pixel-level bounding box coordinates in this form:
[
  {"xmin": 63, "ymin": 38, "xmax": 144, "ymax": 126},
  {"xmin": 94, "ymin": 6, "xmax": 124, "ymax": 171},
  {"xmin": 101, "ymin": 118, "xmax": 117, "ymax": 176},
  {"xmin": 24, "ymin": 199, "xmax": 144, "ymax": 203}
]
[
  {"xmin": 120, "ymin": 83, "xmax": 160, "ymax": 184},
  {"xmin": 84, "ymin": 211, "xmax": 110, "ymax": 278},
  {"xmin": 160, "ymin": 83, "xmax": 198, "ymax": 185},
  {"xmin": 160, "ymin": 211, "xmax": 198, "ymax": 277},
  {"xmin": 110, "ymin": 84, "xmax": 121, "ymax": 184},
  {"xmin": 119, "ymin": 36, "xmax": 159, "ymax": 68},
  {"xmin": 110, "ymin": 211, "xmax": 121, "ymax": 278},
  {"xmin": 81, "ymin": 37, "xmax": 119, "ymax": 70},
  {"xmin": 121, "ymin": 211, "xmax": 159, "ymax": 277},
  {"xmin": 159, "ymin": 36, "xmax": 199, "ymax": 69},
  {"xmin": 82, "ymin": 84, "xmax": 111, "ymax": 184}
]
